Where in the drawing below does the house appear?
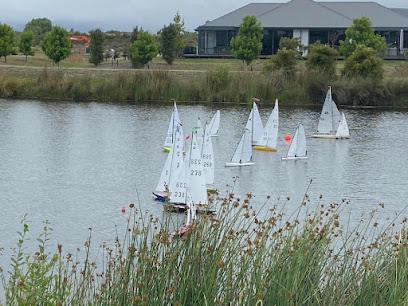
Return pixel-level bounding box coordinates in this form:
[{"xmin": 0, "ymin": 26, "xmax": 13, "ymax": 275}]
[
  {"xmin": 68, "ymin": 35, "xmax": 90, "ymax": 54},
  {"xmin": 196, "ymin": 0, "xmax": 408, "ymax": 58}
]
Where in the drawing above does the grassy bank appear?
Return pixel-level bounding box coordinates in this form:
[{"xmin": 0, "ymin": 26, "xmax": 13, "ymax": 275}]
[
  {"xmin": 1, "ymin": 58, "xmax": 408, "ymax": 106},
  {"xmin": 1, "ymin": 188, "xmax": 408, "ymax": 305}
]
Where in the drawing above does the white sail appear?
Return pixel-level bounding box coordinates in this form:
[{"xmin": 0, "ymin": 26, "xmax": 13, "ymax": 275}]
[
  {"xmin": 155, "ymin": 150, "xmax": 172, "ymax": 192},
  {"xmin": 245, "ymin": 102, "xmax": 263, "ymax": 144},
  {"xmin": 316, "ymin": 87, "xmax": 341, "ymax": 135},
  {"xmin": 285, "ymin": 124, "xmax": 308, "ymax": 159},
  {"xmin": 230, "ymin": 128, "xmax": 253, "ymax": 164},
  {"xmin": 296, "ymin": 124, "xmax": 307, "ymax": 156},
  {"xmin": 167, "ymin": 126, "xmax": 186, "ymax": 202},
  {"xmin": 163, "ymin": 102, "xmax": 182, "ymax": 148},
  {"xmin": 256, "ymin": 99, "xmax": 279, "ymax": 149},
  {"xmin": 202, "ymin": 127, "xmax": 215, "ymax": 186},
  {"xmin": 188, "ymin": 129, "xmax": 208, "ymax": 205},
  {"xmin": 195, "ymin": 118, "xmax": 204, "ymax": 151},
  {"xmin": 335, "ymin": 113, "xmax": 350, "ymax": 139},
  {"xmin": 157, "ymin": 124, "xmax": 184, "ymax": 192},
  {"xmin": 208, "ymin": 110, "xmax": 220, "ymax": 136},
  {"xmin": 169, "ymin": 159, "xmax": 187, "ymax": 204}
]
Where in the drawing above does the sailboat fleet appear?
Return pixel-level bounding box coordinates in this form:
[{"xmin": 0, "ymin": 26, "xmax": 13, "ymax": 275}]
[{"xmin": 155, "ymin": 88, "xmax": 349, "ymax": 221}]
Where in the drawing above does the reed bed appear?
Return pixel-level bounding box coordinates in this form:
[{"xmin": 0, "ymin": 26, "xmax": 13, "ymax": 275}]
[
  {"xmin": 1, "ymin": 67, "xmax": 408, "ymax": 106},
  {"xmin": 1, "ymin": 183, "xmax": 408, "ymax": 305}
]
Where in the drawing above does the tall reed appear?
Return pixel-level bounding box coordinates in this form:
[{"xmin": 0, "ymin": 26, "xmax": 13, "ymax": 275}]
[
  {"xmin": 1, "ymin": 185, "xmax": 407, "ymax": 305},
  {"xmin": 1, "ymin": 67, "xmax": 408, "ymax": 106}
]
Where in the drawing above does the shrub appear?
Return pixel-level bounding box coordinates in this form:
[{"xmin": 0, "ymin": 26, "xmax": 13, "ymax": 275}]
[
  {"xmin": 306, "ymin": 42, "xmax": 339, "ymax": 77},
  {"xmin": 342, "ymin": 45, "xmax": 384, "ymax": 80}
]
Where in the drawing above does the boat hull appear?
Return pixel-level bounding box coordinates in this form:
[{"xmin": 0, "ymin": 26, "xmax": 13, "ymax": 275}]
[
  {"xmin": 162, "ymin": 146, "xmax": 171, "ymax": 152},
  {"xmin": 312, "ymin": 133, "xmax": 336, "ymax": 139},
  {"xmin": 164, "ymin": 203, "xmax": 216, "ymax": 215},
  {"xmin": 152, "ymin": 191, "xmax": 169, "ymax": 202},
  {"xmin": 206, "ymin": 186, "xmax": 218, "ymax": 193},
  {"xmin": 253, "ymin": 145, "xmax": 277, "ymax": 152},
  {"xmin": 225, "ymin": 162, "xmax": 255, "ymax": 167},
  {"xmin": 281, "ymin": 156, "xmax": 309, "ymax": 161},
  {"xmin": 335, "ymin": 136, "xmax": 350, "ymax": 139}
]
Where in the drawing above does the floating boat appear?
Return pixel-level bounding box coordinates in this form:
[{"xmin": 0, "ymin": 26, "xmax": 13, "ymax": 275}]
[
  {"xmin": 225, "ymin": 128, "xmax": 254, "ymax": 167},
  {"xmin": 254, "ymin": 99, "xmax": 279, "ymax": 152},
  {"xmin": 282, "ymin": 124, "xmax": 309, "ymax": 161},
  {"xmin": 313, "ymin": 86, "xmax": 349, "ymax": 139}
]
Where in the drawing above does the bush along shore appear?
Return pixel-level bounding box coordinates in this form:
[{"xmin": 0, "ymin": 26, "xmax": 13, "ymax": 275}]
[
  {"xmin": 1, "ymin": 66, "xmax": 408, "ymax": 107},
  {"xmin": 1, "ymin": 185, "xmax": 408, "ymax": 305}
]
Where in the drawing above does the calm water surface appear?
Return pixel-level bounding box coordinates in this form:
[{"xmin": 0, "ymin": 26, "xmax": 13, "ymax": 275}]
[{"xmin": 0, "ymin": 99, "xmax": 407, "ymax": 269}]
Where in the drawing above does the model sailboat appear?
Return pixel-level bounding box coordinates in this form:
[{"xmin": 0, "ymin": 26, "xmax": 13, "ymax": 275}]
[
  {"xmin": 282, "ymin": 124, "xmax": 309, "ymax": 160},
  {"xmin": 312, "ymin": 86, "xmax": 348, "ymax": 139},
  {"xmin": 202, "ymin": 126, "xmax": 217, "ymax": 192},
  {"xmin": 225, "ymin": 128, "xmax": 254, "ymax": 167},
  {"xmin": 245, "ymin": 99, "xmax": 263, "ymax": 145},
  {"xmin": 335, "ymin": 113, "xmax": 350, "ymax": 139},
  {"xmin": 254, "ymin": 99, "xmax": 279, "ymax": 151},
  {"xmin": 207, "ymin": 110, "xmax": 220, "ymax": 137},
  {"xmin": 163, "ymin": 102, "xmax": 182, "ymax": 152},
  {"xmin": 153, "ymin": 124, "xmax": 184, "ymax": 201}
]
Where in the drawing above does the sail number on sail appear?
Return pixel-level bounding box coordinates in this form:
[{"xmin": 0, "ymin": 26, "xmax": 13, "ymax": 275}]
[{"xmin": 191, "ymin": 170, "xmax": 202, "ymax": 176}]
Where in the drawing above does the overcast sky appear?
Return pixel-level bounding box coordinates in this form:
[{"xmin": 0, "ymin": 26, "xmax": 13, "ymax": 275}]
[{"xmin": 1, "ymin": 0, "xmax": 408, "ymax": 33}]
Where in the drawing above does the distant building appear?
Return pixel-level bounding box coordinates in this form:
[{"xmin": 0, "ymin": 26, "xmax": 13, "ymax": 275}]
[
  {"xmin": 68, "ymin": 35, "xmax": 90, "ymax": 54},
  {"xmin": 196, "ymin": 0, "xmax": 408, "ymax": 58}
]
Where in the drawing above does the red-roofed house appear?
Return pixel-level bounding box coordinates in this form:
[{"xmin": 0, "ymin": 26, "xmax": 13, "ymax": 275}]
[{"xmin": 68, "ymin": 35, "xmax": 90, "ymax": 54}]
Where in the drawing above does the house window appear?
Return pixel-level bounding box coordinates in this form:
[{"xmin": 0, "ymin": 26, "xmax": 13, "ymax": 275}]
[
  {"xmin": 262, "ymin": 30, "xmax": 273, "ymax": 55},
  {"xmin": 309, "ymin": 30, "xmax": 329, "ymax": 44},
  {"xmin": 273, "ymin": 30, "xmax": 293, "ymax": 54}
]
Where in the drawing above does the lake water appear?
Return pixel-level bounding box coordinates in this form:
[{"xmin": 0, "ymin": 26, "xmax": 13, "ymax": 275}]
[{"xmin": 0, "ymin": 99, "xmax": 407, "ymax": 270}]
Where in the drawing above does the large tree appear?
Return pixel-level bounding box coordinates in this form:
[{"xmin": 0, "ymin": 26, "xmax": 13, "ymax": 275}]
[
  {"xmin": 0, "ymin": 23, "xmax": 14, "ymax": 63},
  {"xmin": 40, "ymin": 26, "xmax": 71, "ymax": 68},
  {"xmin": 339, "ymin": 16, "xmax": 386, "ymax": 58},
  {"xmin": 24, "ymin": 17, "xmax": 52, "ymax": 45},
  {"xmin": 130, "ymin": 29, "xmax": 158, "ymax": 68},
  {"xmin": 130, "ymin": 26, "xmax": 139, "ymax": 68},
  {"xmin": 18, "ymin": 30, "xmax": 34, "ymax": 62},
  {"xmin": 230, "ymin": 15, "xmax": 263, "ymax": 67},
  {"xmin": 89, "ymin": 28, "xmax": 104, "ymax": 66},
  {"xmin": 160, "ymin": 23, "xmax": 178, "ymax": 64},
  {"xmin": 173, "ymin": 12, "xmax": 185, "ymax": 56}
]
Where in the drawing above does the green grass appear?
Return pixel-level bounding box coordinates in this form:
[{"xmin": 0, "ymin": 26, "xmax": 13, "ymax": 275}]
[
  {"xmin": 1, "ymin": 53, "xmax": 408, "ymax": 106},
  {"xmin": 2, "ymin": 185, "xmax": 408, "ymax": 305}
]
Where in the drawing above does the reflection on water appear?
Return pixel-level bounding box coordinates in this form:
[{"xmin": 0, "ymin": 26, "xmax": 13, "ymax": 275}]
[{"xmin": 0, "ymin": 99, "xmax": 407, "ymax": 269}]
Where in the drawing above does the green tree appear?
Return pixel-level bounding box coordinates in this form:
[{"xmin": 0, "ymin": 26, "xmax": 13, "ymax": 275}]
[
  {"xmin": 339, "ymin": 16, "xmax": 386, "ymax": 58},
  {"xmin": 264, "ymin": 49, "xmax": 298, "ymax": 79},
  {"xmin": 160, "ymin": 23, "xmax": 178, "ymax": 64},
  {"xmin": 230, "ymin": 15, "xmax": 263, "ymax": 67},
  {"xmin": 0, "ymin": 23, "xmax": 14, "ymax": 63},
  {"xmin": 89, "ymin": 28, "xmax": 104, "ymax": 66},
  {"xmin": 18, "ymin": 30, "xmax": 34, "ymax": 62},
  {"xmin": 342, "ymin": 45, "xmax": 384, "ymax": 79},
  {"xmin": 130, "ymin": 26, "xmax": 139, "ymax": 68},
  {"xmin": 279, "ymin": 37, "xmax": 301, "ymax": 51},
  {"xmin": 306, "ymin": 42, "xmax": 339, "ymax": 76},
  {"xmin": 130, "ymin": 29, "xmax": 158, "ymax": 68},
  {"xmin": 24, "ymin": 18, "xmax": 52, "ymax": 45},
  {"xmin": 40, "ymin": 26, "xmax": 71, "ymax": 68},
  {"xmin": 173, "ymin": 12, "xmax": 185, "ymax": 56},
  {"xmin": 130, "ymin": 26, "xmax": 139, "ymax": 44}
]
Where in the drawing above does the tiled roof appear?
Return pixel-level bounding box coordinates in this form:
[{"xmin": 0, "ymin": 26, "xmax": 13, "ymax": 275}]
[{"xmin": 197, "ymin": 0, "xmax": 408, "ymax": 30}]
